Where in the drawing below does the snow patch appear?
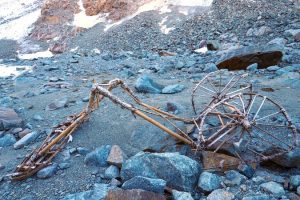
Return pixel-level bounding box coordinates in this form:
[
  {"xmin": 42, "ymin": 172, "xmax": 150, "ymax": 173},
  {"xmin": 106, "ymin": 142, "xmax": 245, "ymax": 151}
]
[
  {"xmin": 159, "ymin": 17, "xmax": 175, "ymax": 34},
  {"xmin": 73, "ymin": 0, "xmax": 107, "ymax": 28},
  {"xmin": 0, "ymin": 64, "xmax": 32, "ymax": 77},
  {"xmin": 18, "ymin": 50, "xmax": 53, "ymax": 60}
]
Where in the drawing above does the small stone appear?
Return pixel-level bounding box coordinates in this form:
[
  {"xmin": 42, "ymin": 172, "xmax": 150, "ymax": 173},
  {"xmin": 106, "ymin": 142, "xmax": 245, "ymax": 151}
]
[
  {"xmin": 122, "ymin": 176, "xmax": 166, "ymax": 194},
  {"xmin": 0, "ymin": 134, "xmax": 16, "ymax": 147},
  {"xmin": 266, "ymin": 65, "xmax": 280, "ymax": 71},
  {"xmin": 290, "ymin": 175, "xmax": 300, "ymax": 189},
  {"xmin": 242, "ymin": 194, "xmax": 270, "ymax": 200},
  {"xmin": 260, "ymin": 181, "xmax": 285, "ymax": 197},
  {"xmin": 207, "ymin": 40, "xmax": 221, "ymax": 51},
  {"xmin": 14, "ymin": 131, "xmax": 39, "ymax": 149},
  {"xmin": 82, "ymin": 97, "xmax": 89, "ymax": 102},
  {"xmin": 46, "ymin": 98, "xmax": 68, "ymax": 111},
  {"xmin": 255, "ymin": 26, "xmax": 272, "ymax": 36},
  {"xmin": 135, "ymin": 75, "xmax": 163, "ymax": 93},
  {"xmin": 224, "ymin": 170, "xmax": 247, "ymax": 186},
  {"xmin": 33, "ymin": 114, "xmax": 44, "ymax": 121},
  {"xmin": 49, "ymin": 77, "xmax": 59, "ymax": 82},
  {"xmin": 110, "ymin": 178, "xmax": 122, "ymax": 187},
  {"xmin": 84, "ymin": 145, "xmax": 112, "ymax": 167},
  {"xmin": 297, "ymin": 186, "xmax": 300, "ymax": 195},
  {"xmin": 107, "ymin": 145, "xmax": 127, "ymax": 167},
  {"xmin": 105, "ymin": 189, "xmax": 166, "ymax": 200},
  {"xmin": 198, "ymin": 172, "xmax": 222, "ymax": 192},
  {"xmin": 203, "ymin": 63, "xmax": 218, "ymax": 72},
  {"xmin": 11, "ymin": 128, "xmax": 22, "ymax": 134},
  {"xmin": 247, "ymin": 63, "xmax": 258, "ymax": 72},
  {"xmin": 104, "ymin": 165, "xmax": 120, "ymax": 179},
  {"xmin": 18, "ymin": 128, "xmax": 31, "ymax": 138},
  {"xmin": 207, "ymin": 189, "xmax": 234, "ymax": 200},
  {"xmin": 37, "ymin": 163, "xmax": 58, "ymax": 179},
  {"xmin": 237, "ymin": 164, "xmax": 255, "ymax": 178},
  {"xmin": 59, "ymin": 162, "xmax": 71, "ymax": 170},
  {"xmin": 276, "ymin": 68, "xmax": 288, "ymax": 76},
  {"xmin": 162, "ymin": 84, "xmax": 185, "ymax": 94},
  {"xmin": 172, "ymin": 190, "xmax": 194, "ymax": 200},
  {"xmin": 20, "ymin": 196, "xmax": 34, "ymax": 200},
  {"xmin": 268, "ymin": 38, "xmax": 287, "ymax": 46},
  {"xmin": 77, "ymin": 147, "xmax": 89, "ymax": 155}
]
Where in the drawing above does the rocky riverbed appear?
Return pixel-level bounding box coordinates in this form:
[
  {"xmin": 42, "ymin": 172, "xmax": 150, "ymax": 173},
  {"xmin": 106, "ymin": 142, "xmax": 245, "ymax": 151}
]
[{"xmin": 0, "ymin": 0, "xmax": 300, "ymax": 200}]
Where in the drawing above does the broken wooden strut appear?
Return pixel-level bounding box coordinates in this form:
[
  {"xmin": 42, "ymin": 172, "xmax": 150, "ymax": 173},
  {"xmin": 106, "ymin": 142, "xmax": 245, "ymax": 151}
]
[{"xmin": 11, "ymin": 71, "xmax": 298, "ymax": 181}]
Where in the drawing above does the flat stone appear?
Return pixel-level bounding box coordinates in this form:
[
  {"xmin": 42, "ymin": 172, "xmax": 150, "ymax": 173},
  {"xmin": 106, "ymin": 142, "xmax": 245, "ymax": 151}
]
[
  {"xmin": 0, "ymin": 107, "xmax": 22, "ymax": 130},
  {"xmin": 121, "ymin": 152, "xmax": 201, "ymax": 192},
  {"xmin": 105, "ymin": 189, "xmax": 166, "ymax": 200},
  {"xmin": 207, "ymin": 189, "xmax": 234, "ymax": 200},
  {"xmin": 135, "ymin": 75, "xmax": 163, "ymax": 94},
  {"xmin": 107, "ymin": 145, "xmax": 127, "ymax": 167},
  {"xmin": 104, "ymin": 165, "xmax": 120, "ymax": 179},
  {"xmin": 0, "ymin": 134, "xmax": 16, "ymax": 147},
  {"xmin": 172, "ymin": 190, "xmax": 194, "ymax": 200},
  {"xmin": 63, "ymin": 183, "xmax": 113, "ymax": 200},
  {"xmin": 242, "ymin": 194, "xmax": 270, "ymax": 200},
  {"xmin": 217, "ymin": 44, "xmax": 283, "ymax": 70},
  {"xmin": 59, "ymin": 162, "xmax": 71, "ymax": 170},
  {"xmin": 260, "ymin": 181, "xmax": 285, "ymax": 197},
  {"xmin": 37, "ymin": 163, "xmax": 58, "ymax": 179},
  {"xmin": 198, "ymin": 172, "xmax": 222, "ymax": 192},
  {"xmin": 46, "ymin": 98, "xmax": 68, "ymax": 111},
  {"xmin": 14, "ymin": 131, "xmax": 39, "ymax": 149},
  {"xmin": 162, "ymin": 84, "xmax": 185, "ymax": 94},
  {"xmin": 122, "ymin": 176, "xmax": 166, "ymax": 194},
  {"xmin": 84, "ymin": 145, "xmax": 112, "ymax": 167}
]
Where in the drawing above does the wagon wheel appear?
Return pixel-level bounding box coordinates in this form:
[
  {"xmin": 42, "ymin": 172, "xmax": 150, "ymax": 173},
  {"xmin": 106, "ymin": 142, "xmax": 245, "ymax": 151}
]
[
  {"xmin": 197, "ymin": 92, "xmax": 297, "ymax": 163},
  {"xmin": 192, "ymin": 70, "xmax": 252, "ymax": 115}
]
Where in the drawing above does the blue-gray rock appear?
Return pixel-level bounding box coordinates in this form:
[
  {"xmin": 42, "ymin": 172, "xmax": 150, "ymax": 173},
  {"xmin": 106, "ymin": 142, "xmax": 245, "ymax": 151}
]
[
  {"xmin": 14, "ymin": 131, "xmax": 39, "ymax": 149},
  {"xmin": 224, "ymin": 170, "xmax": 247, "ymax": 186},
  {"xmin": 238, "ymin": 164, "xmax": 255, "ymax": 178},
  {"xmin": 207, "ymin": 189, "xmax": 234, "ymax": 200},
  {"xmin": 162, "ymin": 84, "xmax": 185, "ymax": 94},
  {"xmin": 84, "ymin": 145, "xmax": 112, "ymax": 167},
  {"xmin": 268, "ymin": 38, "xmax": 287, "ymax": 46},
  {"xmin": 63, "ymin": 183, "xmax": 113, "ymax": 200},
  {"xmin": 135, "ymin": 75, "xmax": 163, "ymax": 93},
  {"xmin": 172, "ymin": 190, "xmax": 194, "ymax": 200},
  {"xmin": 59, "ymin": 162, "xmax": 71, "ymax": 170},
  {"xmin": 247, "ymin": 63, "xmax": 258, "ymax": 72},
  {"xmin": 290, "ymin": 175, "xmax": 300, "ymax": 189},
  {"xmin": 20, "ymin": 196, "xmax": 34, "ymax": 200},
  {"xmin": 198, "ymin": 172, "xmax": 222, "ymax": 192},
  {"xmin": 297, "ymin": 186, "xmax": 300, "ymax": 195},
  {"xmin": 0, "ymin": 107, "xmax": 22, "ymax": 130},
  {"xmin": 260, "ymin": 181, "xmax": 285, "ymax": 197},
  {"xmin": 242, "ymin": 194, "xmax": 270, "ymax": 200},
  {"xmin": 37, "ymin": 163, "xmax": 58, "ymax": 179},
  {"xmin": 276, "ymin": 68, "xmax": 288, "ymax": 76},
  {"xmin": 122, "ymin": 176, "xmax": 166, "ymax": 193},
  {"xmin": 0, "ymin": 134, "xmax": 16, "ymax": 147},
  {"xmin": 121, "ymin": 152, "xmax": 201, "ymax": 192},
  {"xmin": 266, "ymin": 65, "xmax": 280, "ymax": 71},
  {"xmin": 130, "ymin": 124, "xmax": 176, "ymax": 152},
  {"xmin": 104, "ymin": 165, "xmax": 120, "ymax": 179},
  {"xmin": 272, "ymin": 146, "xmax": 300, "ymax": 167},
  {"xmin": 203, "ymin": 63, "xmax": 218, "ymax": 72},
  {"xmin": 77, "ymin": 147, "xmax": 90, "ymax": 155}
]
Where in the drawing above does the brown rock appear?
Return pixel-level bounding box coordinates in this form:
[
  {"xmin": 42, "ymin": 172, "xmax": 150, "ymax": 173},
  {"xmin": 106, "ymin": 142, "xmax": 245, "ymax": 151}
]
[
  {"xmin": 107, "ymin": 145, "xmax": 127, "ymax": 167},
  {"xmin": 217, "ymin": 44, "xmax": 283, "ymax": 70},
  {"xmin": 202, "ymin": 151, "xmax": 240, "ymax": 172},
  {"xmin": 18, "ymin": 128, "xmax": 32, "ymax": 139},
  {"xmin": 49, "ymin": 43, "xmax": 67, "ymax": 54},
  {"xmin": 0, "ymin": 108, "xmax": 22, "ymax": 130},
  {"xmin": 105, "ymin": 189, "xmax": 166, "ymax": 200}
]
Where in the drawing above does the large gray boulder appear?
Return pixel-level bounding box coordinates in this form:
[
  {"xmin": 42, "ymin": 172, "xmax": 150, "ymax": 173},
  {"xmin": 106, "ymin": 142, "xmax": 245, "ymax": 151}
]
[
  {"xmin": 84, "ymin": 145, "xmax": 112, "ymax": 167},
  {"xmin": 0, "ymin": 107, "xmax": 22, "ymax": 130},
  {"xmin": 216, "ymin": 44, "xmax": 283, "ymax": 70},
  {"xmin": 121, "ymin": 152, "xmax": 201, "ymax": 192}
]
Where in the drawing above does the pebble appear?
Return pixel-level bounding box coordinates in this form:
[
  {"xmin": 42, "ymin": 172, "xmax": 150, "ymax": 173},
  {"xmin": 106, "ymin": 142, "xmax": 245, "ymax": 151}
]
[
  {"xmin": 122, "ymin": 176, "xmax": 166, "ymax": 194},
  {"xmin": 260, "ymin": 181, "xmax": 285, "ymax": 197},
  {"xmin": 224, "ymin": 170, "xmax": 247, "ymax": 186},
  {"xmin": 14, "ymin": 131, "xmax": 39, "ymax": 149},
  {"xmin": 135, "ymin": 75, "xmax": 163, "ymax": 93},
  {"xmin": 290, "ymin": 175, "xmax": 300, "ymax": 189},
  {"xmin": 207, "ymin": 189, "xmax": 234, "ymax": 200},
  {"xmin": 198, "ymin": 171, "xmax": 222, "ymax": 192},
  {"xmin": 162, "ymin": 84, "xmax": 185, "ymax": 94},
  {"xmin": 172, "ymin": 190, "xmax": 194, "ymax": 200},
  {"xmin": 104, "ymin": 165, "xmax": 120, "ymax": 179},
  {"xmin": 37, "ymin": 163, "xmax": 58, "ymax": 179},
  {"xmin": 107, "ymin": 145, "xmax": 127, "ymax": 167}
]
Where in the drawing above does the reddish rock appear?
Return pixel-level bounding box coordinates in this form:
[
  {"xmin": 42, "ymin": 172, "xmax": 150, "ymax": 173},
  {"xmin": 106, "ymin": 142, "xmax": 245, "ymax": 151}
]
[
  {"xmin": 216, "ymin": 44, "xmax": 283, "ymax": 70},
  {"xmin": 107, "ymin": 145, "xmax": 127, "ymax": 167},
  {"xmin": 0, "ymin": 108, "xmax": 22, "ymax": 130},
  {"xmin": 105, "ymin": 189, "xmax": 166, "ymax": 200},
  {"xmin": 49, "ymin": 43, "xmax": 67, "ymax": 54}
]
